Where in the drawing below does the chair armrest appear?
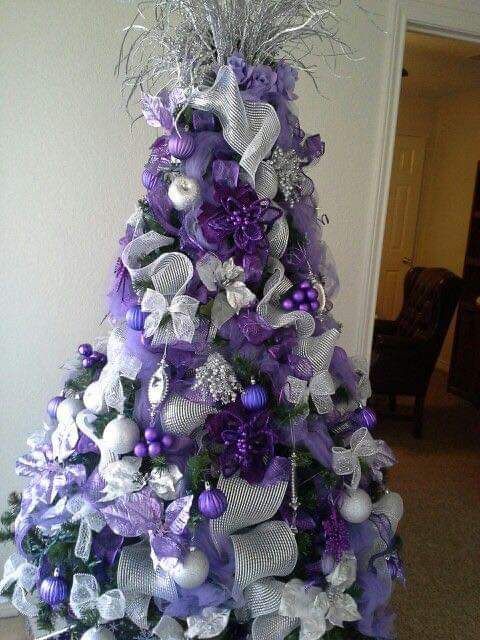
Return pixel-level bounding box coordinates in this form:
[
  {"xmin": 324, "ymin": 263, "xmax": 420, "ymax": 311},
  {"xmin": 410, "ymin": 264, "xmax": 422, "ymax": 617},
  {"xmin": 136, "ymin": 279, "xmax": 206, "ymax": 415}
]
[{"xmin": 374, "ymin": 318, "xmax": 398, "ymax": 337}]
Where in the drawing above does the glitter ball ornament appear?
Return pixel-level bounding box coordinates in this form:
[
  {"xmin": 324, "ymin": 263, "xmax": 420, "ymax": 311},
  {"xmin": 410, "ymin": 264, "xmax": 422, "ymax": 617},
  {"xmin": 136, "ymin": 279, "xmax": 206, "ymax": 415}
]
[
  {"xmin": 170, "ymin": 548, "xmax": 210, "ymax": 589},
  {"xmin": 102, "ymin": 416, "xmax": 140, "ymax": 454},
  {"xmin": 56, "ymin": 397, "xmax": 83, "ymax": 424},
  {"xmin": 168, "ymin": 132, "xmax": 196, "ymax": 160},
  {"xmin": 352, "ymin": 406, "xmax": 377, "ymax": 430},
  {"xmin": 126, "ymin": 304, "xmax": 147, "ymax": 331},
  {"xmin": 80, "ymin": 628, "xmax": 116, "ymax": 640},
  {"xmin": 83, "ymin": 381, "xmax": 108, "ymax": 415},
  {"xmin": 193, "ymin": 353, "xmax": 242, "ymax": 404},
  {"xmin": 168, "ymin": 175, "xmax": 202, "ymax": 211},
  {"xmin": 241, "ymin": 382, "xmax": 268, "ymax": 412},
  {"xmin": 47, "ymin": 396, "xmax": 64, "ymax": 421},
  {"xmin": 339, "ymin": 488, "xmax": 372, "ymax": 524},
  {"xmin": 198, "ymin": 484, "xmax": 228, "ymax": 519},
  {"xmin": 39, "ymin": 569, "xmax": 69, "ymax": 606}
]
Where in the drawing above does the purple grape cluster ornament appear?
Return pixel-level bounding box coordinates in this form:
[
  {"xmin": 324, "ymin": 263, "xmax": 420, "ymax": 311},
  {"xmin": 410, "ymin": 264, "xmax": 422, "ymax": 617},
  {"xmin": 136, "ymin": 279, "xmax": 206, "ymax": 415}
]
[
  {"xmin": 134, "ymin": 428, "xmax": 175, "ymax": 458},
  {"xmin": 78, "ymin": 343, "xmax": 106, "ymax": 369},
  {"xmin": 198, "ymin": 483, "xmax": 228, "ymax": 519},
  {"xmin": 241, "ymin": 382, "xmax": 268, "ymax": 412},
  {"xmin": 281, "ymin": 280, "xmax": 320, "ymax": 314},
  {"xmin": 39, "ymin": 569, "xmax": 69, "ymax": 606}
]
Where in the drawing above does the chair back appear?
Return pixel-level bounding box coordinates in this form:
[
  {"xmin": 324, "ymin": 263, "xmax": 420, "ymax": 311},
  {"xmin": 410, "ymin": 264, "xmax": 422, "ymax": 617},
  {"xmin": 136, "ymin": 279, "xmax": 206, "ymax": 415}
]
[{"xmin": 396, "ymin": 267, "xmax": 462, "ymax": 351}]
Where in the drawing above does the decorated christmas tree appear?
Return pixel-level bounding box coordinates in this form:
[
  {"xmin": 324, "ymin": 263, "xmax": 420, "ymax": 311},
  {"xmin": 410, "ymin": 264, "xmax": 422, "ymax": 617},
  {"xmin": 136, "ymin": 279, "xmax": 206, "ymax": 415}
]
[{"xmin": 0, "ymin": 2, "xmax": 404, "ymax": 640}]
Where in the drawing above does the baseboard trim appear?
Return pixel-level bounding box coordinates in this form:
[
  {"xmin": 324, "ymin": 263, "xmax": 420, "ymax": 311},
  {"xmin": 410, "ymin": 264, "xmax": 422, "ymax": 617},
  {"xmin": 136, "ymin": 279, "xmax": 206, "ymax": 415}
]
[{"xmin": 0, "ymin": 598, "xmax": 19, "ymax": 619}]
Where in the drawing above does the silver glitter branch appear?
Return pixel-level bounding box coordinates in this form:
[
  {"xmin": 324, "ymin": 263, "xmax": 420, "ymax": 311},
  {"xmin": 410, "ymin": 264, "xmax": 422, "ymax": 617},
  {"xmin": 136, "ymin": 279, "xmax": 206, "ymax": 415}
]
[{"xmin": 117, "ymin": 0, "xmax": 379, "ymax": 109}]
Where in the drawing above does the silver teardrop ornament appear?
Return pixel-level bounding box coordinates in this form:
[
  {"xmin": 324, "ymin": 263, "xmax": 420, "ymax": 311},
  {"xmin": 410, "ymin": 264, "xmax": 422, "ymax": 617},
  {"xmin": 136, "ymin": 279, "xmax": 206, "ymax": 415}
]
[{"xmin": 148, "ymin": 359, "xmax": 169, "ymax": 413}]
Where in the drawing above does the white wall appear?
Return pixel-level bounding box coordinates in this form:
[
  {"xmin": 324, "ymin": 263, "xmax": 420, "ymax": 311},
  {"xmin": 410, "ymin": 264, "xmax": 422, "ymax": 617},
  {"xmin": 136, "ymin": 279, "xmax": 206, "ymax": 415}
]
[{"xmin": 1, "ymin": 0, "xmax": 480, "ymax": 573}]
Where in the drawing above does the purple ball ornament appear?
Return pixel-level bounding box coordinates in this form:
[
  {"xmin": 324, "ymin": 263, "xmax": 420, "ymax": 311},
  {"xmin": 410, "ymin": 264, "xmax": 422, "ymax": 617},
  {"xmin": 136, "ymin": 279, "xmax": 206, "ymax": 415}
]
[
  {"xmin": 241, "ymin": 382, "xmax": 268, "ymax": 412},
  {"xmin": 281, "ymin": 298, "xmax": 294, "ymax": 311},
  {"xmin": 292, "ymin": 290, "xmax": 305, "ymax": 303},
  {"xmin": 90, "ymin": 351, "xmax": 107, "ymax": 366},
  {"xmin": 353, "ymin": 406, "xmax": 377, "ymax": 430},
  {"xmin": 134, "ymin": 442, "xmax": 148, "ymax": 458},
  {"xmin": 161, "ymin": 433, "xmax": 175, "ymax": 449},
  {"xmin": 306, "ymin": 288, "xmax": 319, "ymax": 301},
  {"xmin": 198, "ymin": 484, "xmax": 228, "ymax": 519},
  {"xmin": 142, "ymin": 168, "xmax": 160, "ymax": 191},
  {"xmin": 148, "ymin": 442, "xmax": 163, "ymax": 457},
  {"xmin": 299, "ymin": 280, "xmax": 311, "ymax": 290},
  {"xmin": 47, "ymin": 396, "xmax": 64, "ymax": 421},
  {"xmin": 39, "ymin": 569, "xmax": 69, "ymax": 606},
  {"xmin": 82, "ymin": 356, "xmax": 96, "ymax": 369},
  {"xmin": 78, "ymin": 343, "xmax": 93, "ymax": 357},
  {"xmin": 168, "ymin": 132, "xmax": 196, "ymax": 160},
  {"xmin": 145, "ymin": 427, "xmax": 160, "ymax": 443},
  {"xmin": 126, "ymin": 305, "xmax": 147, "ymax": 331}
]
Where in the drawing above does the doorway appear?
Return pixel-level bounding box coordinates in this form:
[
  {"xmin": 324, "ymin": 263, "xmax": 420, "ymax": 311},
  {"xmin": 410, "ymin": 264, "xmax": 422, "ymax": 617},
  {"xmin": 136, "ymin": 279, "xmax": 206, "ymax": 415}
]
[{"xmin": 375, "ymin": 31, "xmax": 480, "ymax": 371}]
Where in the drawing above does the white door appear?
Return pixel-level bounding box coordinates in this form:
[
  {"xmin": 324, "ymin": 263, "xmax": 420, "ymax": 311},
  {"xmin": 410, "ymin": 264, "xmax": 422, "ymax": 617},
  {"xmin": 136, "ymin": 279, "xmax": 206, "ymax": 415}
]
[{"xmin": 376, "ymin": 135, "xmax": 426, "ymax": 320}]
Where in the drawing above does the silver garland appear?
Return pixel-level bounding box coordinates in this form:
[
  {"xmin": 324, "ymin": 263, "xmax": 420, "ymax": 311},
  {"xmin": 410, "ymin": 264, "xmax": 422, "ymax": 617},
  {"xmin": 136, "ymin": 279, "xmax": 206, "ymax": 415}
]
[{"xmin": 193, "ymin": 353, "xmax": 242, "ymax": 404}]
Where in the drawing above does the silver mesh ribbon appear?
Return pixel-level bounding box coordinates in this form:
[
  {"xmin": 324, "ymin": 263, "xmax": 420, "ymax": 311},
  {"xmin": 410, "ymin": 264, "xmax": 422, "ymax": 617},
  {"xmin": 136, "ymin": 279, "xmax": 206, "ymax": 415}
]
[
  {"xmin": 257, "ymin": 258, "xmax": 315, "ymax": 337},
  {"xmin": 350, "ymin": 356, "xmax": 372, "ymax": 405},
  {"xmin": 243, "ymin": 579, "xmax": 285, "ymax": 619},
  {"xmin": 283, "ymin": 328, "xmax": 339, "ymax": 414},
  {"xmin": 142, "ymin": 252, "xmax": 199, "ymax": 346},
  {"xmin": 66, "ymin": 495, "xmax": 106, "ymax": 562},
  {"xmin": 0, "ymin": 553, "xmax": 39, "ymax": 618},
  {"xmin": 367, "ymin": 492, "xmax": 404, "ymax": 579},
  {"xmin": 117, "ymin": 543, "xmax": 178, "ymax": 629},
  {"xmin": 121, "ymin": 230, "xmax": 174, "ymax": 290},
  {"xmin": 98, "ymin": 324, "xmax": 142, "ymax": 413},
  {"xmin": 231, "ymin": 521, "xmax": 298, "ymax": 593},
  {"xmin": 251, "ymin": 613, "xmax": 299, "ymax": 640},
  {"xmin": 189, "ymin": 65, "xmax": 280, "ymax": 199},
  {"xmin": 211, "ymin": 475, "xmax": 288, "ymax": 536},
  {"xmin": 267, "ymin": 214, "xmax": 289, "ymax": 259},
  {"xmin": 69, "ymin": 573, "xmax": 126, "ymax": 623},
  {"xmin": 161, "ymin": 394, "xmax": 217, "ymax": 436}
]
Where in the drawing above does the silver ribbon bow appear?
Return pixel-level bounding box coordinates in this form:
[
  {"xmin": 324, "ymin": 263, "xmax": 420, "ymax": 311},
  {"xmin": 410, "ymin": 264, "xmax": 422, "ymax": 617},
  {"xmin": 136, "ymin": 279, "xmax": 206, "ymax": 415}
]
[
  {"xmin": 67, "ymin": 495, "xmax": 106, "ymax": 562},
  {"xmin": 189, "ymin": 65, "xmax": 280, "ymax": 199},
  {"xmin": 70, "ymin": 573, "xmax": 126, "ymax": 623},
  {"xmin": 196, "ymin": 254, "xmax": 256, "ymax": 332},
  {"xmin": 122, "ymin": 230, "xmax": 174, "ymax": 290},
  {"xmin": 257, "ymin": 258, "xmax": 316, "ymax": 338},
  {"xmin": 117, "ymin": 542, "xmax": 178, "ymax": 629},
  {"xmin": 284, "ymin": 329, "xmax": 339, "ymax": 414},
  {"xmin": 0, "ymin": 553, "xmax": 39, "ymax": 618},
  {"xmin": 142, "ymin": 252, "xmax": 199, "ymax": 345},
  {"xmin": 98, "ymin": 324, "xmax": 142, "ymax": 413},
  {"xmin": 153, "ymin": 615, "xmax": 184, "ymax": 639},
  {"xmin": 331, "ymin": 427, "xmax": 395, "ymax": 490}
]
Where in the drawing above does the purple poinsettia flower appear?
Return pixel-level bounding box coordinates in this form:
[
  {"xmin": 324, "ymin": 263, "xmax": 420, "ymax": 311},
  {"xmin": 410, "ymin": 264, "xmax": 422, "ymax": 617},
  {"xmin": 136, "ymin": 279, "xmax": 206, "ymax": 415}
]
[
  {"xmin": 208, "ymin": 407, "xmax": 275, "ymax": 483},
  {"xmin": 198, "ymin": 183, "xmax": 280, "ymax": 256}
]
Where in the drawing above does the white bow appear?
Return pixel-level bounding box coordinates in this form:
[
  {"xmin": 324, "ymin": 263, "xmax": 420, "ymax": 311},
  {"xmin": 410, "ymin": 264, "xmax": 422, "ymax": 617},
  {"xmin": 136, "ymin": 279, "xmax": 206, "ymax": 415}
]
[
  {"xmin": 186, "ymin": 607, "xmax": 231, "ymax": 639},
  {"xmin": 332, "ymin": 427, "xmax": 394, "ymax": 490},
  {"xmin": 141, "ymin": 252, "xmax": 198, "ymax": 345},
  {"xmin": 51, "ymin": 419, "xmax": 79, "ymax": 463},
  {"xmin": 0, "ymin": 553, "xmax": 39, "ymax": 618},
  {"xmin": 196, "ymin": 254, "xmax": 256, "ymax": 331},
  {"xmin": 149, "ymin": 464, "xmax": 183, "ymax": 501},
  {"xmin": 98, "ymin": 324, "xmax": 142, "ymax": 413},
  {"xmin": 67, "ymin": 495, "xmax": 106, "ymax": 562},
  {"xmin": 70, "ymin": 573, "xmax": 125, "ymax": 622},
  {"xmin": 278, "ymin": 555, "xmax": 361, "ymax": 640},
  {"xmin": 284, "ymin": 371, "xmax": 337, "ymax": 415}
]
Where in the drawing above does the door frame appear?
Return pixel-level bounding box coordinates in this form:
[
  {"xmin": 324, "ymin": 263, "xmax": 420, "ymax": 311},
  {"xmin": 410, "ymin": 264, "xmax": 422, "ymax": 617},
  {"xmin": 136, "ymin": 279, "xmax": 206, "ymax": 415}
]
[{"xmin": 358, "ymin": 0, "xmax": 480, "ymax": 359}]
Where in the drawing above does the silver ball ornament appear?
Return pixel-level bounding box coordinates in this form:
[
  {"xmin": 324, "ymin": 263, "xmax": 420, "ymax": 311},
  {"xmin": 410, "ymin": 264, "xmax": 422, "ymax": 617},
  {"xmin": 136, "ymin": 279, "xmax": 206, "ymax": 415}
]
[
  {"xmin": 81, "ymin": 627, "xmax": 115, "ymax": 640},
  {"xmin": 168, "ymin": 175, "xmax": 202, "ymax": 211},
  {"xmin": 83, "ymin": 381, "xmax": 108, "ymax": 415},
  {"xmin": 170, "ymin": 548, "xmax": 210, "ymax": 589},
  {"xmin": 339, "ymin": 488, "xmax": 372, "ymax": 524},
  {"xmin": 56, "ymin": 397, "xmax": 83, "ymax": 424},
  {"xmin": 102, "ymin": 416, "xmax": 140, "ymax": 454}
]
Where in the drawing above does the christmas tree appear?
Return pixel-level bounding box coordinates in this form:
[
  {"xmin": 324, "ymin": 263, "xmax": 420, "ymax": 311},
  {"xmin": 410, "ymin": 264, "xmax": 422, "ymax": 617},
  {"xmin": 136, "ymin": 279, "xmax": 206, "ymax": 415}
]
[{"xmin": 0, "ymin": 2, "xmax": 404, "ymax": 639}]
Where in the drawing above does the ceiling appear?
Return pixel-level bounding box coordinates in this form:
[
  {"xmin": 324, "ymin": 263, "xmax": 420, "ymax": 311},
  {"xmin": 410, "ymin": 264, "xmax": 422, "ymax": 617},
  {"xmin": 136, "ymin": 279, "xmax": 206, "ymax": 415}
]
[{"xmin": 401, "ymin": 31, "xmax": 480, "ymax": 98}]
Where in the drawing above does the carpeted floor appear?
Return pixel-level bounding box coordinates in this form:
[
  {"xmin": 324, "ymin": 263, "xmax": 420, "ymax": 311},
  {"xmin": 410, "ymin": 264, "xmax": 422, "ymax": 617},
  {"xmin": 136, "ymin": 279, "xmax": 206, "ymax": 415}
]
[
  {"xmin": 0, "ymin": 371, "xmax": 478, "ymax": 640},
  {"xmin": 373, "ymin": 369, "xmax": 480, "ymax": 640}
]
